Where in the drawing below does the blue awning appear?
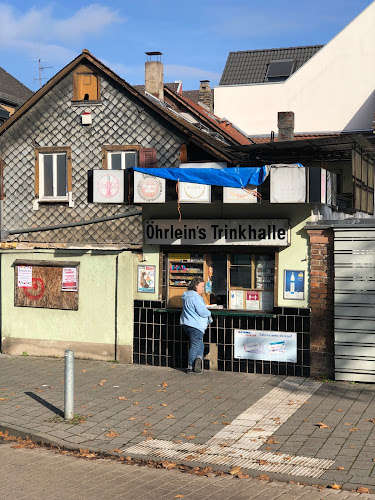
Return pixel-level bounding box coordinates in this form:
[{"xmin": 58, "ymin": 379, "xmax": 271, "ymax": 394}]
[{"xmin": 132, "ymin": 166, "xmax": 269, "ymax": 188}]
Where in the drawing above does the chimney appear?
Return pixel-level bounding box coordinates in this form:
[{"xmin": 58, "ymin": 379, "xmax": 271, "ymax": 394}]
[
  {"xmin": 145, "ymin": 52, "xmax": 164, "ymax": 102},
  {"xmin": 278, "ymin": 111, "xmax": 294, "ymax": 141},
  {"xmin": 198, "ymin": 80, "xmax": 213, "ymax": 113}
]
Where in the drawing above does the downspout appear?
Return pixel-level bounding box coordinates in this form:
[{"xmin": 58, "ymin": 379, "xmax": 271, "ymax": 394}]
[
  {"xmin": 0, "ymin": 158, "xmax": 4, "ymax": 350},
  {"xmin": 115, "ymin": 254, "xmax": 119, "ymax": 360}
]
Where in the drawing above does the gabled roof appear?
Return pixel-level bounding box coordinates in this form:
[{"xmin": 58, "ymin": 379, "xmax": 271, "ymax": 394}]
[
  {"xmin": 0, "ymin": 50, "xmax": 236, "ymax": 163},
  {"xmin": 163, "ymin": 87, "xmax": 251, "ymax": 145},
  {"xmin": 0, "ymin": 67, "xmax": 33, "ymax": 106},
  {"xmin": 220, "ymin": 45, "xmax": 323, "ymax": 85}
]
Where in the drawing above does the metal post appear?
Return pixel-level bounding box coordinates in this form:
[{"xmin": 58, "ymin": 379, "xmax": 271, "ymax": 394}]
[{"xmin": 64, "ymin": 350, "xmax": 74, "ymax": 420}]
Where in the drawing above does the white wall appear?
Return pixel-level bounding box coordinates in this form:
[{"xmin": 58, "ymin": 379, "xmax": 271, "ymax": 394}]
[{"xmin": 214, "ymin": 1, "xmax": 375, "ymax": 136}]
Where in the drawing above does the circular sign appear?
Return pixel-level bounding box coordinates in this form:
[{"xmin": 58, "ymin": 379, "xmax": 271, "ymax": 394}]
[
  {"xmin": 98, "ymin": 174, "xmax": 120, "ymax": 198},
  {"xmin": 23, "ymin": 277, "xmax": 45, "ymax": 301},
  {"xmin": 137, "ymin": 175, "xmax": 163, "ymax": 202},
  {"xmin": 182, "ymin": 183, "xmax": 206, "ymax": 200}
]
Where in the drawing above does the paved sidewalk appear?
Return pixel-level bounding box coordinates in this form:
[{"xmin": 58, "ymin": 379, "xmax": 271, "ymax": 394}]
[{"xmin": 1, "ymin": 354, "xmax": 375, "ymax": 493}]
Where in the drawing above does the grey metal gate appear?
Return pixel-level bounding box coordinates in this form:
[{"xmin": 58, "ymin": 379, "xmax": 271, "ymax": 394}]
[{"xmin": 334, "ymin": 226, "xmax": 375, "ymax": 382}]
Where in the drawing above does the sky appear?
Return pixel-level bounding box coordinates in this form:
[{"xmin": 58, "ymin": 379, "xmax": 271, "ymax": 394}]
[{"xmin": 0, "ymin": 0, "xmax": 373, "ymax": 92}]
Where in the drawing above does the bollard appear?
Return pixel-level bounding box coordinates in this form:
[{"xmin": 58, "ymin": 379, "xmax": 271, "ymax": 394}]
[{"xmin": 64, "ymin": 350, "xmax": 74, "ymax": 420}]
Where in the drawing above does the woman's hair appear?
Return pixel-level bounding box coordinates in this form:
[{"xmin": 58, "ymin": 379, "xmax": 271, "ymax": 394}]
[{"xmin": 188, "ymin": 277, "xmax": 204, "ymax": 291}]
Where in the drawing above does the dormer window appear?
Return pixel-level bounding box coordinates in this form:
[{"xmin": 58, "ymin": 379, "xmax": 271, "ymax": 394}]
[
  {"xmin": 72, "ymin": 64, "xmax": 100, "ymax": 102},
  {"xmin": 265, "ymin": 59, "xmax": 295, "ymax": 82}
]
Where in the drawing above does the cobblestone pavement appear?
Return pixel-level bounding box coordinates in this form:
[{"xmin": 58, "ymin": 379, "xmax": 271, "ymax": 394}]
[
  {"xmin": 1, "ymin": 354, "xmax": 375, "ymax": 492},
  {"xmin": 2, "ymin": 439, "xmax": 375, "ymax": 500}
]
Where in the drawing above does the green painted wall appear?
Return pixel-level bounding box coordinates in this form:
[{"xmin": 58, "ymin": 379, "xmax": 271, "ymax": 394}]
[{"xmin": 1, "ymin": 249, "xmax": 136, "ymax": 348}]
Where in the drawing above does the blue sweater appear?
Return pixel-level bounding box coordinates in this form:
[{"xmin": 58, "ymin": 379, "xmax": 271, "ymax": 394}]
[{"xmin": 180, "ymin": 290, "xmax": 212, "ymax": 333}]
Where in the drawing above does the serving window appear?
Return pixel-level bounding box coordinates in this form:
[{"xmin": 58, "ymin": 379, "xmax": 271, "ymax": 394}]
[{"xmin": 166, "ymin": 251, "xmax": 276, "ymax": 311}]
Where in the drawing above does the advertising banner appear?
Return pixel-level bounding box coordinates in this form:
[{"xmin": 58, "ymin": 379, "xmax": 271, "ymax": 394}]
[
  {"xmin": 137, "ymin": 265, "xmax": 156, "ymax": 293},
  {"xmin": 284, "ymin": 270, "xmax": 305, "ymax": 300},
  {"xmin": 234, "ymin": 329, "xmax": 297, "ymax": 362}
]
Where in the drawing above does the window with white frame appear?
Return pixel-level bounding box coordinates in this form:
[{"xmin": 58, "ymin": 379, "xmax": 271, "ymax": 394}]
[
  {"xmin": 108, "ymin": 150, "xmax": 137, "ymax": 170},
  {"xmin": 36, "ymin": 150, "xmax": 70, "ymax": 201}
]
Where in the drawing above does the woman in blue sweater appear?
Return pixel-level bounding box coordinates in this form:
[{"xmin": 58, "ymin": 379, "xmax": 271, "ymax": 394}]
[{"xmin": 180, "ymin": 277, "xmax": 212, "ymax": 373}]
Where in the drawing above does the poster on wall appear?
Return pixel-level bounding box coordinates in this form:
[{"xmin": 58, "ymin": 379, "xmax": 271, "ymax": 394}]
[
  {"xmin": 245, "ymin": 291, "xmax": 259, "ymax": 310},
  {"xmin": 137, "ymin": 265, "xmax": 156, "ymax": 293},
  {"xmin": 234, "ymin": 329, "xmax": 297, "ymax": 363},
  {"xmin": 17, "ymin": 265, "xmax": 32, "ymax": 288},
  {"xmin": 284, "ymin": 270, "xmax": 305, "ymax": 299},
  {"xmin": 62, "ymin": 267, "xmax": 78, "ymax": 292},
  {"xmin": 229, "ymin": 289, "xmax": 243, "ymax": 309}
]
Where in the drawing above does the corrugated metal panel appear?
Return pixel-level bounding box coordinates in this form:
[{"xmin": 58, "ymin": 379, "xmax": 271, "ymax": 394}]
[{"xmin": 334, "ymin": 226, "xmax": 375, "ymax": 382}]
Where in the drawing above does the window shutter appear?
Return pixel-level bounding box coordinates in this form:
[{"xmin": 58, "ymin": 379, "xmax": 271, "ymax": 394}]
[{"xmin": 139, "ymin": 148, "xmax": 157, "ymax": 168}]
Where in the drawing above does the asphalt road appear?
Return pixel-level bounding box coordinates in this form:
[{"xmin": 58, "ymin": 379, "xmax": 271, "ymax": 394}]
[{"xmin": 1, "ymin": 437, "xmax": 374, "ymax": 500}]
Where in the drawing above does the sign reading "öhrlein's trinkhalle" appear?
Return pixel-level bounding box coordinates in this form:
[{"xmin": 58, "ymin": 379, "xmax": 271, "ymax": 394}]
[{"xmin": 144, "ymin": 219, "xmax": 290, "ymax": 246}]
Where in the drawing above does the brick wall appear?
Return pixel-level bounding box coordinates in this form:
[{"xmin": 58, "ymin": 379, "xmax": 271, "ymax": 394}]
[{"xmin": 307, "ymin": 228, "xmax": 335, "ymax": 378}]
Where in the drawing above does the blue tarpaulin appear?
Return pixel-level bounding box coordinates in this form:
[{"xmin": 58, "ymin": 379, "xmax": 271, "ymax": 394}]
[{"xmin": 132, "ymin": 166, "xmax": 269, "ymax": 188}]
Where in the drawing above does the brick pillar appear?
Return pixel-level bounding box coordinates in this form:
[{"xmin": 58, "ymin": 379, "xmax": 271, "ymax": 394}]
[{"xmin": 307, "ymin": 228, "xmax": 334, "ymax": 378}]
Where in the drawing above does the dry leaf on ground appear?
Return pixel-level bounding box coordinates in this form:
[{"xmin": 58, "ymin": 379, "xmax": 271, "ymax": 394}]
[
  {"xmin": 111, "ymin": 448, "xmax": 122, "ymax": 453},
  {"xmin": 337, "ymin": 466, "xmax": 345, "ymax": 470},
  {"xmin": 105, "ymin": 430, "xmax": 119, "ymax": 438},
  {"xmin": 187, "ymin": 435, "xmax": 196, "ymax": 440},
  {"xmin": 161, "ymin": 403, "xmax": 167, "ymax": 407},
  {"xmin": 315, "ymin": 422, "xmax": 331, "ymax": 429},
  {"xmin": 118, "ymin": 397, "xmax": 129, "ymax": 401},
  {"xmin": 330, "ymin": 484, "xmax": 342, "ymax": 490},
  {"xmin": 257, "ymin": 474, "xmax": 270, "ymax": 481},
  {"xmin": 357, "ymin": 487, "xmax": 371, "ymax": 493},
  {"xmin": 366, "ymin": 419, "xmax": 375, "ymax": 424},
  {"xmin": 166, "ymin": 414, "xmax": 175, "ymax": 419},
  {"xmin": 349, "ymin": 427, "xmax": 358, "ymax": 432},
  {"xmin": 0, "ymin": 398, "xmax": 9, "ymax": 401},
  {"xmin": 175, "ymin": 496, "xmax": 184, "ymax": 499},
  {"xmin": 229, "ymin": 466, "xmax": 242, "ymax": 475},
  {"xmin": 162, "ymin": 381, "xmax": 168, "ymax": 387},
  {"xmin": 98, "ymin": 380, "xmax": 106, "ymax": 386}
]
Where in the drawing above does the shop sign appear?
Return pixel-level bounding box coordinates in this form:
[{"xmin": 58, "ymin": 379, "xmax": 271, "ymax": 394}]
[
  {"xmin": 144, "ymin": 219, "xmax": 289, "ymax": 246},
  {"xmin": 133, "ymin": 171, "xmax": 165, "ymax": 203},
  {"xmin": 92, "ymin": 170, "xmax": 125, "ymax": 203},
  {"xmin": 223, "ymin": 187, "xmax": 258, "ymax": 203},
  {"xmin": 234, "ymin": 329, "xmax": 297, "ymax": 363}
]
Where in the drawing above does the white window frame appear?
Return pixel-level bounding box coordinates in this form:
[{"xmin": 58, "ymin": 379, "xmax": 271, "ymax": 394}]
[
  {"xmin": 39, "ymin": 151, "xmax": 69, "ymax": 202},
  {"xmin": 107, "ymin": 150, "xmax": 138, "ymax": 170}
]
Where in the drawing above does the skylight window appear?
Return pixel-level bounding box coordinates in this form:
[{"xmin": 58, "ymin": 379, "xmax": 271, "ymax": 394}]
[{"xmin": 265, "ymin": 59, "xmax": 295, "ymax": 82}]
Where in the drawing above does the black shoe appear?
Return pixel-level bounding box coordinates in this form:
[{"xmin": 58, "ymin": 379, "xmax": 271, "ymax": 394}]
[
  {"xmin": 186, "ymin": 367, "xmax": 193, "ymax": 374},
  {"xmin": 193, "ymin": 358, "xmax": 203, "ymax": 373}
]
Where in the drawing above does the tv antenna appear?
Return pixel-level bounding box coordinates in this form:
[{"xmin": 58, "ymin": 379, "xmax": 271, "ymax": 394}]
[{"xmin": 32, "ymin": 58, "xmax": 53, "ymax": 89}]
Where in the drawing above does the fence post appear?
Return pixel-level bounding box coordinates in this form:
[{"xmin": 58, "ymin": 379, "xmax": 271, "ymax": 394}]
[{"xmin": 64, "ymin": 350, "xmax": 74, "ymax": 420}]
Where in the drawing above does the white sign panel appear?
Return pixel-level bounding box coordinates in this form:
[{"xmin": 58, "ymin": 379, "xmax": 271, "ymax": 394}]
[
  {"xmin": 270, "ymin": 165, "xmax": 306, "ymax": 203},
  {"xmin": 178, "ymin": 182, "xmax": 211, "ymax": 203},
  {"xmin": 93, "ymin": 170, "xmax": 125, "ymax": 203},
  {"xmin": 223, "ymin": 187, "xmax": 258, "ymax": 203},
  {"xmin": 144, "ymin": 219, "xmax": 290, "ymax": 246},
  {"xmin": 133, "ymin": 171, "xmax": 165, "ymax": 203},
  {"xmin": 234, "ymin": 329, "xmax": 297, "ymax": 362}
]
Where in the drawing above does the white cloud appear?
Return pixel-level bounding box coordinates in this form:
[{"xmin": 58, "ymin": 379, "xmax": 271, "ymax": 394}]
[{"xmin": 0, "ymin": 3, "xmax": 124, "ymax": 62}]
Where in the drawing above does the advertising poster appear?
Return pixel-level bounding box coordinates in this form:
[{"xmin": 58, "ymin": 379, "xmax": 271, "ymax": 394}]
[
  {"xmin": 17, "ymin": 266, "xmax": 32, "ymax": 288},
  {"xmin": 229, "ymin": 289, "xmax": 243, "ymax": 309},
  {"xmin": 234, "ymin": 329, "xmax": 297, "ymax": 363},
  {"xmin": 62, "ymin": 267, "xmax": 78, "ymax": 292},
  {"xmin": 138, "ymin": 265, "xmax": 156, "ymax": 293},
  {"xmin": 246, "ymin": 291, "xmax": 259, "ymax": 310},
  {"xmin": 284, "ymin": 270, "xmax": 305, "ymax": 299}
]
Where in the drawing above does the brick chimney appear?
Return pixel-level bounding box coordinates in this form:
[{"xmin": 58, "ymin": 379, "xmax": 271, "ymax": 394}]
[
  {"xmin": 145, "ymin": 52, "xmax": 164, "ymax": 102},
  {"xmin": 278, "ymin": 111, "xmax": 294, "ymax": 141},
  {"xmin": 198, "ymin": 80, "xmax": 213, "ymax": 112}
]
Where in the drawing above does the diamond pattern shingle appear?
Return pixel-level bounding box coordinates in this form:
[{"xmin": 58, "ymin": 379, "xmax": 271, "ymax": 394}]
[
  {"xmin": 219, "ymin": 45, "xmax": 323, "ymax": 85},
  {"xmin": 0, "ymin": 71, "xmax": 184, "ymax": 246}
]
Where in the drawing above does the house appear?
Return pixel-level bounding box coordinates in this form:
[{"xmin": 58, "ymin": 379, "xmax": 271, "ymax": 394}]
[
  {"xmin": 214, "ymin": 1, "xmax": 375, "ymax": 138},
  {"xmin": 0, "ymin": 66, "xmax": 33, "ymax": 124},
  {"xmin": 0, "ymin": 49, "xmax": 237, "ymax": 362}
]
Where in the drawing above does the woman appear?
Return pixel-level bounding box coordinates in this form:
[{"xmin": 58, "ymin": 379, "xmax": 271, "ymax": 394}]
[{"xmin": 180, "ymin": 277, "xmax": 212, "ymax": 373}]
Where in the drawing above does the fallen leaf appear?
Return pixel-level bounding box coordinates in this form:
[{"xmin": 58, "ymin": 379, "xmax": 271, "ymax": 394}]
[
  {"xmin": 157, "ymin": 389, "xmax": 166, "ymax": 392},
  {"xmin": 357, "ymin": 487, "xmax": 371, "ymax": 493},
  {"xmin": 161, "ymin": 461, "xmax": 176, "ymax": 469},
  {"xmin": 185, "ymin": 454, "xmax": 198, "ymax": 461},
  {"xmin": 211, "ymin": 421, "xmax": 218, "ymax": 425},
  {"xmin": 257, "ymin": 474, "xmax": 270, "ymax": 481},
  {"xmin": 118, "ymin": 397, "xmax": 129, "ymax": 401},
  {"xmin": 162, "ymin": 381, "xmax": 168, "ymax": 387},
  {"xmin": 330, "ymin": 484, "xmax": 342, "ymax": 490},
  {"xmin": 146, "ymin": 406, "xmax": 153, "ymax": 410},
  {"xmin": 144, "ymin": 423, "xmax": 152, "ymax": 427},
  {"xmin": 344, "ymin": 422, "xmax": 352, "ymax": 425},
  {"xmin": 105, "ymin": 430, "xmax": 119, "ymax": 438},
  {"xmin": 315, "ymin": 422, "xmax": 331, "ymax": 429},
  {"xmin": 229, "ymin": 466, "xmax": 242, "ymax": 475},
  {"xmin": 366, "ymin": 419, "xmax": 375, "ymax": 424},
  {"xmin": 197, "ymin": 448, "xmax": 207, "ymax": 454},
  {"xmin": 131, "ymin": 389, "xmax": 143, "ymax": 392},
  {"xmin": 166, "ymin": 414, "xmax": 175, "ymax": 419},
  {"xmin": 337, "ymin": 466, "xmax": 345, "ymax": 470},
  {"xmin": 215, "ymin": 396, "xmax": 221, "ymax": 399},
  {"xmin": 221, "ymin": 421, "xmax": 230, "ymax": 425},
  {"xmin": 257, "ymin": 459, "xmax": 268, "ymax": 465},
  {"xmin": 161, "ymin": 403, "xmax": 167, "ymax": 407},
  {"xmin": 82, "ymin": 370, "xmax": 86, "ymax": 373},
  {"xmin": 98, "ymin": 380, "xmax": 106, "ymax": 386},
  {"xmin": 111, "ymin": 448, "xmax": 122, "ymax": 453},
  {"xmin": 133, "ymin": 402, "xmax": 139, "ymax": 405},
  {"xmin": 336, "ymin": 409, "xmax": 343, "ymax": 412},
  {"xmin": 129, "ymin": 417, "xmax": 136, "ymax": 420},
  {"xmin": 0, "ymin": 398, "xmax": 9, "ymax": 401},
  {"xmin": 175, "ymin": 495, "xmax": 184, "ymax": 498},
  {"xmin": 237, "ymin": 472, "xmax": 250, "ymax": 479},
  {"xmin": 187, "ymin": 435, "xmax": 196, "ymax": 440},
  {"xmin": 283, "ymin": 456, "xmax": 292, "ymax": 461},
  {"xmin": 252, "ymin": 428, "xmax": 264, "ymax": 432},
  {"xmin": 349, "ymin": 427, "xmax": 358, "ymax": 432}
]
